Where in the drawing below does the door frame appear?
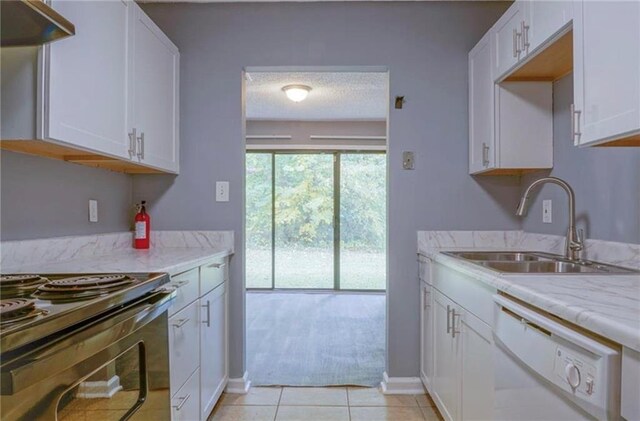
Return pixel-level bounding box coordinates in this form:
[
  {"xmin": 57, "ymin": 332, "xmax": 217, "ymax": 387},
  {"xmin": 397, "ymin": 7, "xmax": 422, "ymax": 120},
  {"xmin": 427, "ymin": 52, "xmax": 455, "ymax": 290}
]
[{"xmin": 246, "ymin": 149, "xmax": 386, "ymax": 292}]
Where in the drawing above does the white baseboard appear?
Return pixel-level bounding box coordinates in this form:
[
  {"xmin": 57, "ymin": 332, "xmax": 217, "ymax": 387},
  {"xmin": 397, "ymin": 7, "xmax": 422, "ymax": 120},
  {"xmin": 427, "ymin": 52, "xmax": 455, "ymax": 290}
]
[
  {"xmin": 76, "ymin": 375, "xmax": 123, "ymax": 399},
  {"xmin": 380, "ymin": 372, "xmax": 425, "ymax": 395},
  {"xmin": 225, "ymin": 371, "xmax": 251, "ymax": 394}
]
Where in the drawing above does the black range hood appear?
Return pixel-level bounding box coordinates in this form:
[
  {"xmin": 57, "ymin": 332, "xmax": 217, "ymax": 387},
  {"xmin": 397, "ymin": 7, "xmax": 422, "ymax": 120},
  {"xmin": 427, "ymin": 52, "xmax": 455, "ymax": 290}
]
[{"xmin": 1, "ymin": 0, "xmax": 75, "ymax": 47}]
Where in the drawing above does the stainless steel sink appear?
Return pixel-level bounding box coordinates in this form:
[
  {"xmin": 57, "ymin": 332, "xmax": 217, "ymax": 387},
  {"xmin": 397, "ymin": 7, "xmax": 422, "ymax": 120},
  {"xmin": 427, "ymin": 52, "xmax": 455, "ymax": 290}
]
[
  {"xmin": 448, "ymin": 251, "xmax": 550, "ymax": 262},
  {"xmin": 478, "ymin": 261, "xmax": 602, "ymax": 273},
  {"xmin": 442, "ymin": 251, "xmax": 638, "ymax": 274}
]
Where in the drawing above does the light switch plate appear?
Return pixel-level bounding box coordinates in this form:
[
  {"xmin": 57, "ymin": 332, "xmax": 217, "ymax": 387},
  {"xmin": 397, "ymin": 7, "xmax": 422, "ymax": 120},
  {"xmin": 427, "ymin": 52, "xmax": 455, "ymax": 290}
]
[
  {"xmin": 543, "ymin": 199, "xmax": 552, "ymax": 223},
  {"xmin": 216, "ymin": 181, "xmax": 229, "ymax": 202},
  {"xmin": 402, "ymin": 151, "xmax": 414, "ymax": 170},
  {"xmin": 89, "ymin": 200, "xmax": 98, "ymax": 222}
]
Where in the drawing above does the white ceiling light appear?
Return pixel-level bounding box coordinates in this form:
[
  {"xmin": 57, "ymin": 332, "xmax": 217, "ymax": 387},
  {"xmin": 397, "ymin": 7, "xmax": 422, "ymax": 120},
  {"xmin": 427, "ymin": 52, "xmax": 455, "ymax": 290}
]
[{"xmin": 282, "ymin": 84, "xmax": 311, "ymax": 102}]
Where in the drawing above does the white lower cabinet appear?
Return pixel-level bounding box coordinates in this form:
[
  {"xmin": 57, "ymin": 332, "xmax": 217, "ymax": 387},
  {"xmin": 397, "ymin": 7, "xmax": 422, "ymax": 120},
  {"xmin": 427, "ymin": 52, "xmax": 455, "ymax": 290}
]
[
  {"xmin": 420, "ymin": 280, "xmax": 434, "ymax": 390},
  {"xmin": 200, "ymin": 282, "xmax": 228, "ymax": 420},
  {"xmin": 168, "ymin": 257, "xmax": 230, "ymax": 421},
  {"xmin": 171, "ymin": 368, "xmax": 200, "ymax": 421},
  {"xmin": 422, "ymin": 260, "xmax": 494, "ymax": 421},
  {"xmin": 168, "ymin": 300, "xmax": 200, "ymax": 394},
  {"xmin": 432, "ymin": 290, "xmax": 459, "ymax": 421}
]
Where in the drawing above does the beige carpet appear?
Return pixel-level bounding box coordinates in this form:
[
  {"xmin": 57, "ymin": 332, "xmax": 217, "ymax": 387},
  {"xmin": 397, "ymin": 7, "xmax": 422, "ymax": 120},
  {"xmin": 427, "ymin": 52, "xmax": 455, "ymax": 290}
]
[{"xmin": 246, "ymin": 292, "xmax": 385, "ymax": 387}]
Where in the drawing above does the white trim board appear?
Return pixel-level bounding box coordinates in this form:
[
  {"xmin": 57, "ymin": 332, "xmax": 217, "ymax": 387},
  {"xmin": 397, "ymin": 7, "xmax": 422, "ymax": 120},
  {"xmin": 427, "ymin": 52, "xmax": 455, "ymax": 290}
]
[
  {"xmin": 246, "ymin": 144, "xmax": 386, "ymax": 151},
  {"xmin": 380, "ymin": 372, "xmax": 425, "ymax": 395},
  {"xmin": 225, "ymin": 371, "xmax": 251, "ymax": 394}
]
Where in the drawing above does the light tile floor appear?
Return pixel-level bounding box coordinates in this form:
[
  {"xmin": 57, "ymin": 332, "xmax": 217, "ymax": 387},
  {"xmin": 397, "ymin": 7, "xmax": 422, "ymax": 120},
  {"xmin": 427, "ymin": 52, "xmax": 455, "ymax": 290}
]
[{"xmin": 209, "ymin": 386, "xmax": 443, "ymax": 421}]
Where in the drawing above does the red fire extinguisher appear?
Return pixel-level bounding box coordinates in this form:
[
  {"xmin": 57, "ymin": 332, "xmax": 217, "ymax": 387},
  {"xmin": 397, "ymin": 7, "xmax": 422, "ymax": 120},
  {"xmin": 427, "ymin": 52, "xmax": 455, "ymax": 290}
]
[{"xmin": 134, "ymin": 201, "xmax": 150, "ymax": 249}]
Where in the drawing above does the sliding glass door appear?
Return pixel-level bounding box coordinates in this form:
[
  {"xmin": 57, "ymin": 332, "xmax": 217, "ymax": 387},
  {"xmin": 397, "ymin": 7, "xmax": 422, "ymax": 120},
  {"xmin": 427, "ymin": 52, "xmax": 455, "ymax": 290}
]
[{"xmin": 246, "ymin": 151, "xmax": 386, "ymax": 291}]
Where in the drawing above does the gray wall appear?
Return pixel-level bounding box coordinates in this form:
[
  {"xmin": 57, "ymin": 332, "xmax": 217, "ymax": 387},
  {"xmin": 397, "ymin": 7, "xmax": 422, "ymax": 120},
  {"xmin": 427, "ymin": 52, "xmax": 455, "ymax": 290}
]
[
  {"xmin": 135, "ymin": 1, "xmax": 517, "ymax": 379},
  {"xmin": 0, "ymin": 151, "xmax": 133, "ymax": 241},
  {"xmin": 521, "ymin": 75, "xmax": 640, "ymax": 244}
]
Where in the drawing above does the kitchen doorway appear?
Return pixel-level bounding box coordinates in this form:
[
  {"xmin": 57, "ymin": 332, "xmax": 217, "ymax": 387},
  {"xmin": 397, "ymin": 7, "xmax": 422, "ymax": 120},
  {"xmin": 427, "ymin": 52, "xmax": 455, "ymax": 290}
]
[{"xmin": 243, "ymin": 68, "xmax": 388, "ymax": 387}]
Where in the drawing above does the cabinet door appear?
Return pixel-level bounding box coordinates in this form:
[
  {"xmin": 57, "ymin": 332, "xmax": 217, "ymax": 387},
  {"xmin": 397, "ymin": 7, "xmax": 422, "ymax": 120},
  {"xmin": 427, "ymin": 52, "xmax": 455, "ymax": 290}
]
[
  {"xmin": 459, "ymin": 308, "xmax": 494, "ymax": 421},
  {"xmin": 469, "ymin": 31, "xmax": 495, "ymax": 174},
  {"xmin": 45, "ymin": 0, "xmax": 131, "ymax": 159},
  {"xmin": 168, "ymin": 300, "xmax": 200, "ymax": 395},
  {"xmin": 573, "ymin": 1, "xmax": 640, "ymax": 146},
  {"xmin": 131, "ymin": 4, "xmax": 180, "ymax": 172},
  {"xmin": 420, "ymin": 281, "xmax": 434, "ymax": 390},
  {"xmin": 171, "ymin": 368, "xmax": 200, "ymax": 421},
  {"xmin": 432, "ymin": 290, "xmax": 458, "ymax": 421},
  {"xmin": 200, "ymin": 282, "xmax": 228, "ymax": 420},
  {"xmin": 493, "ymin": 2, "xmax": 525, "ymax": 80},
  {"xmin": 524, "ymin": 0, "xmax": 573, "ymax": 54}
]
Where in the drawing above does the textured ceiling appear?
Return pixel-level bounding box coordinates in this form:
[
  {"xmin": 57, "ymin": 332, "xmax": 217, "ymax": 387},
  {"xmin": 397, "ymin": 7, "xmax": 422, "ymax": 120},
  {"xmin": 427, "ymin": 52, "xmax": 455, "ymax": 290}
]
[{"xmin": 246, "ymin": 71, "xmax": 388, "ymax": 121}]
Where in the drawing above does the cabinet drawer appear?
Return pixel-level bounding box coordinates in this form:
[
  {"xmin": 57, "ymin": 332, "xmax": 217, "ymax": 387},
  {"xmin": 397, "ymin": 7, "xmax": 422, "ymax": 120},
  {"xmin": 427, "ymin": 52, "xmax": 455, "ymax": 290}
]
[
  {"xmin": 168, "ymin": 300, "xmax": 200, "ymax": 394},
  {"xmin": 168, "ymin": 268, "xmax": 199, "ymax": 316},
  {"xmin": 200, "ymin": 258, "xmax": 226, "ymax": 295},
  {"xmin": 171, "ymin": 367, "xmax": 200, "ymax": 421},
  {"xmin": 418, "ymin": 255, "xmax": 431, "ymax": 284}
]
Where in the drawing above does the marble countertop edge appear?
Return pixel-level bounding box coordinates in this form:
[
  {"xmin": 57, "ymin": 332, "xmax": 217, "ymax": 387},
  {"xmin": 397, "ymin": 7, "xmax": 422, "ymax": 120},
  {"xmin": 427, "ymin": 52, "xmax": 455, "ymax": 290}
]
[{"xmin": 1, "ymin": 247, "xmax": 234, "ymax": 277}]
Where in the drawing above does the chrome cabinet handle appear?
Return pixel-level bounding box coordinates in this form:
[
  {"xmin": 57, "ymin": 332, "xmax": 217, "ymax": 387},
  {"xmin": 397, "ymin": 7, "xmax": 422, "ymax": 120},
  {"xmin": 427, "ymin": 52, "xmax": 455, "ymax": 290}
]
[
  {"xmin": 173, "ymin": 393, "xmax": 191, "ymax": 411},
  {"xmin": 570, "ymin": 104, "xmax": 582, "ymax": 143},
  {"xmin": 446, "ymin": 305, "xmax": 451, "ymax": 334},
  {"xmin": 423, "ymin": 288, "xmax": 430, "ymax": 310},
  {"xmin": 207, "ymin": 263, "xmax": 224, "ymax": 269},
  {"xmin": 513, "ymin": 28, "xmax": 522, "ymax": 58},
  {"xmin": 451, "ymin": 309, "xmax": 461, "ymax": 338},
  {"xmin": 136, "ymin": 131, "xmax": 145, "ymax": 159},
  {"xmin": 521, "ymin": 21, "xmax": 530, "ymax": 52},
  {"xmin": 172, "ymin": 318, "xmax": 189, "ymax": 328},
  {"xmin": 128, "ymin": 128, "xmax": 137, "ymax": 157},
  {"xmin": 202, "ymin": 300, "xmax": 211, "ymax": 327},
  {"xmin": 173, "ymin": 280, "xmax": 189, "ymax": 288},
  {"xmin": 482, "ymin": 142, "xmax": 490, "ymax": 167}
]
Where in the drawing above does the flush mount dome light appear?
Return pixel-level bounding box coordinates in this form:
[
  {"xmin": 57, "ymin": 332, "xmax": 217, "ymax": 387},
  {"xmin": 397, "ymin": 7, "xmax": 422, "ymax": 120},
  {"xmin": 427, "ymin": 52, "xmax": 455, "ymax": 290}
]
[{"xmin": 282, "ymin": 84, "xmax": 311, "ymax": 102}]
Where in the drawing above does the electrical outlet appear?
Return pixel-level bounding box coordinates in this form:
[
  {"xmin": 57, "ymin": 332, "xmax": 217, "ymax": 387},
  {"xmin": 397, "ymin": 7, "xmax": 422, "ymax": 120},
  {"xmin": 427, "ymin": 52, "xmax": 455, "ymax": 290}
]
[
  {"xmin": 89, "ymin": 200, "xmax": 98, "ymax": 222},
  {"xmin": 543, "ymin": 199, "xmax": 552, "ymax": 223},
  {"xmin": 216, "ymin": 181, "xmax": 229, "ymax": 202}
]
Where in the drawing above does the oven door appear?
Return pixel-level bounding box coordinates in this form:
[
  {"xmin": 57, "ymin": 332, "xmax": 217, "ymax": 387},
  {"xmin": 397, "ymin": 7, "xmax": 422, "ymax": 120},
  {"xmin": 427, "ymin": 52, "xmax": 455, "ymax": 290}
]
[{"xmin": 0, "ymin": 289, "xmax": 175, "ymax": 421}]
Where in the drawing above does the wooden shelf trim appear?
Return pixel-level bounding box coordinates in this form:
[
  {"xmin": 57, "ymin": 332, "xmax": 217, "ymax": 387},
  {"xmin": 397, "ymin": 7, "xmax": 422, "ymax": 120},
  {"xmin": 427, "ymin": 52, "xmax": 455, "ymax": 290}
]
[
  {"xmin": 504, "ymin": 30, "xmax": 573, "ymax": 82},
  {"xmin": 0, "ymin": 140, "xmax": 163, "ymax": 173}
]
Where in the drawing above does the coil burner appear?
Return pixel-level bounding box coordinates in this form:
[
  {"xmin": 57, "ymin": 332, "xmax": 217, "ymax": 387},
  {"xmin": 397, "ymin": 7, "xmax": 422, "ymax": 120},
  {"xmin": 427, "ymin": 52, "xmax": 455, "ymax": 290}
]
[
  {"xmin": 0, "ymin": 298, "xmax": 46, "ymax": 325},
  {"xmin": 0, "ymin": 274, "xmax": 49, "ymax": 299},
  {"xmin": 34, "ymin": 274, "xmax": 138, "ymax": 302}
]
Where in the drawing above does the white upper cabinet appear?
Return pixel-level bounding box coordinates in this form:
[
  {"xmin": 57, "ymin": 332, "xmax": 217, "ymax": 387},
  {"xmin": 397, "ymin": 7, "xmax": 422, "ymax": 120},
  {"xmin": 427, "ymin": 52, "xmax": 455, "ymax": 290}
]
[
  {"xmin": 493, "ymin": 2, "xmax": 525, "ymax": 79},
  {"xmin": 469, "ymin": 31, "xmax": 495, "ymax": 174},
  {"xmin": 0, "ymin": 1, "xmax": 180, "ymax": 173},
  {"xmin": 131, "ymin": 4, "xmax": 180, "ymax": 173},
  {"xmin": 468, "ymin": 32, "xmax": 553, "ymax": 175},
  {"xmin": 494, "ymin": 1, "xmax": 573, "ymax": 81},
  {"xmin": 44, "ymin": 0, "xmax": 131, "ymax": 159},
  {"xmin": 572, "ymin": 0, "xmax": 640, "ymax": 146},
  {"xmin": 524, "ymin": 0, "xmax": 573, "ymax": 55}
]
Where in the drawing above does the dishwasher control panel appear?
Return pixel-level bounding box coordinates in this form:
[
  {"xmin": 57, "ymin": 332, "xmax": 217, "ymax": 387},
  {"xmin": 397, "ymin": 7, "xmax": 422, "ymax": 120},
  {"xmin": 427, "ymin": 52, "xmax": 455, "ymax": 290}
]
[{"xmin": 553, "ymin": 346, "xmax": 598, "ymax": 399}]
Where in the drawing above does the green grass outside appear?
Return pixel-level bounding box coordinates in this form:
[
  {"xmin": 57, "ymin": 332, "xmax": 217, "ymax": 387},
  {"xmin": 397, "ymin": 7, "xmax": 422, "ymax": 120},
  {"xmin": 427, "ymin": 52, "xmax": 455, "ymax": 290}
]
[{"xmin": 246, "ymin": 248, "xmax": 385, "ymax": 290}]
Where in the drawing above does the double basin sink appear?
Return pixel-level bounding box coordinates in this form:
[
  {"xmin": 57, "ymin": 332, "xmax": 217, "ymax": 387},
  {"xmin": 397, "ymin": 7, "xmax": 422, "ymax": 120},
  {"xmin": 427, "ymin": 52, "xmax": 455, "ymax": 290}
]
[{"xmin": 442, "ymin": 251, "xmax": 638, "ymax": 274}]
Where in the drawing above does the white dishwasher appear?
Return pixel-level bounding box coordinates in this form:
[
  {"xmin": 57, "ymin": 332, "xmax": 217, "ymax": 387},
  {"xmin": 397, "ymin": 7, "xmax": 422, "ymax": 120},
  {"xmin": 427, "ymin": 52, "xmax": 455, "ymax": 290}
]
[{"xmin": 493, "ymin": 295, "xmax": 621, "ymax": 421}]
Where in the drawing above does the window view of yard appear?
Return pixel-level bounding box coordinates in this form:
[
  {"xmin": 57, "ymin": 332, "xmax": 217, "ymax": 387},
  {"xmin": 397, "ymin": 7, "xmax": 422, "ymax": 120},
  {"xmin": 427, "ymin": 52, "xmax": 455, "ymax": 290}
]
[{"xmin": 246, "ymin": 152, "xmax": 386, "ymax": 290}]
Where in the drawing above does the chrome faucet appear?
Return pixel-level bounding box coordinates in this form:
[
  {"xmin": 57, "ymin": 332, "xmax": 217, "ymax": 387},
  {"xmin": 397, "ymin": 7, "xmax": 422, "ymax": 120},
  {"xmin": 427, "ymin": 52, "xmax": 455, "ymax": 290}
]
[{"xmin": 516, "ymin": 177, "xmax": 584, "ymax": 261}]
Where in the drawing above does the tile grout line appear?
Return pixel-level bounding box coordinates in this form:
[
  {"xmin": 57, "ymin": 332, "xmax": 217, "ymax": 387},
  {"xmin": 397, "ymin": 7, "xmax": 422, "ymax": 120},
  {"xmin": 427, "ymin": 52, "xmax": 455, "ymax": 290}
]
[
  {"xmin": 272, "ymin": 386, "xmax": 283, "ymax": 421},
  {"xmin": 346, "ymin": 387, "xmax": 352, "ymax": 421}
]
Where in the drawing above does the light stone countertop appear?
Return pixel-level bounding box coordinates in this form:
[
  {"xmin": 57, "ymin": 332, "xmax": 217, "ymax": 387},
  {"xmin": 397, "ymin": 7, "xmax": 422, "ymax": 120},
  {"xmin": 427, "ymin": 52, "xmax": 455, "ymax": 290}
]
[
  {"xmin": 2, "ymin": 247, "xmax": 232, "ymax": 277},
  {"xmin": 417, "ymin": 231, "xmax": 640, "ymax": 352},
  {"xmin": 1, "ymin": 231, "xmax": 234, "ymax": 277}
]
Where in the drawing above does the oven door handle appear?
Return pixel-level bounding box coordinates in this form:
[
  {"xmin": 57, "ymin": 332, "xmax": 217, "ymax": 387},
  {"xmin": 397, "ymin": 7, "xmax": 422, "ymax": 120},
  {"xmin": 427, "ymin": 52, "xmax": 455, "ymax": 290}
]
[{"xmin": 1, "ymin": 290, "xmax": 176, "ymax": 395}]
